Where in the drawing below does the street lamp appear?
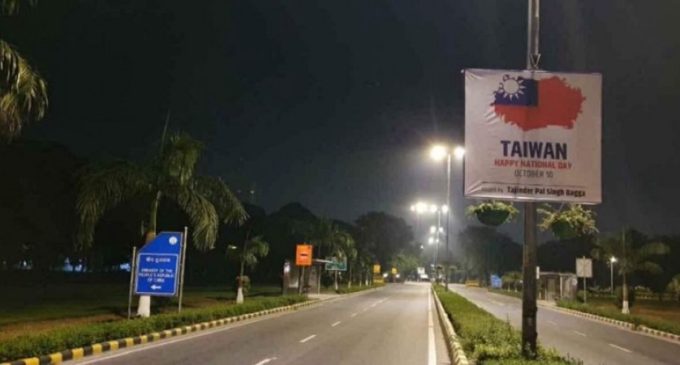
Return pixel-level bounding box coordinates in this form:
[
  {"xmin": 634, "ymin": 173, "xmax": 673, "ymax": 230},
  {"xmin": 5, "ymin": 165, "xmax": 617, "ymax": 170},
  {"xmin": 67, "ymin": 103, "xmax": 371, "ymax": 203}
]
[
  {"xmin": 429, "ymin": 144, "xmax": 465, "ymax": 290},
  {"xmin": 610, "ymin": 256, "xmax": 618, "ymax": 294}
]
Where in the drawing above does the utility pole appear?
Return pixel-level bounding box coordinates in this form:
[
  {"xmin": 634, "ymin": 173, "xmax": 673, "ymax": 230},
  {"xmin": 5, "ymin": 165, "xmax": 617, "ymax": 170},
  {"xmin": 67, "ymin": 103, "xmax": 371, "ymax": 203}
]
[
  {"xmin": 444, "ymin": 153, "xmax": 452, "ymax": 291},
  {"xmin": 522, "ymin": 0, "xmax": 540, "ymax": 358}
]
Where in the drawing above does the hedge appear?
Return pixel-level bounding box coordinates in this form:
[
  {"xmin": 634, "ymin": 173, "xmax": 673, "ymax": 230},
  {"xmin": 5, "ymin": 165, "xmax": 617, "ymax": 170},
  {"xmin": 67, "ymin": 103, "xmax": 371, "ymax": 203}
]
[
  {"xmin": 0, "ymin": 295, "xmax": 306, "ymax": 362},
  {"xmin": 434, "ymin": 286, "xmax": 580, "ymax": 364}
]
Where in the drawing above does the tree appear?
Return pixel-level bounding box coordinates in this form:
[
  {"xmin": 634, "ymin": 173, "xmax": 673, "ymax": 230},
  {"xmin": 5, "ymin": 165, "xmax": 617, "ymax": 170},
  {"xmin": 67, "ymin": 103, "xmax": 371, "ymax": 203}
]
[
  {"xmin": 75, "ymin": 132, "xmax": 246, "ymax": 316},
  {"xmin": 457, "ymin": 226, "xmax": 521, "ymax": 286},
  {"xmin": 0, "ymin": 0, "xmax": 48, "ymax": 141},
  {"xmin": 300, "ymin": 218, "xmax": 355, "ymax": 291},
  {"xmin": 592, "ymin": 229, "xmax": 669, "ymax": 314},
  {"xmin": 667, "ymin": 274, "xmax": 680, "ymax": 302},
  {"xmin": 354, "ymin": 212, "xmax": 415, "ymax": 268},
  {"xmin": 502, "ymin": 271, "xmax": 522, "ymax": 292},
  {"xmin": 227, "ymin": 235, "xmax": 269, "ymax": 304}
]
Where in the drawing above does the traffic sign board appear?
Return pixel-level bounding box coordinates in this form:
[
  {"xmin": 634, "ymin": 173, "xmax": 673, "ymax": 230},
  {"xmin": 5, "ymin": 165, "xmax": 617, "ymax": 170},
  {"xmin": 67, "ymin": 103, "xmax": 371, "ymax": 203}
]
[
  {"xmin": 135, "ymin": 232, "xmax": 183, "ymax": 296},
  {"xmin": 324, "ymin": 258, "xmax": 347, "ymax": 271},
  {"xmin": 296, "ymin": 244, "xmax": 313, "ymax": 266}
]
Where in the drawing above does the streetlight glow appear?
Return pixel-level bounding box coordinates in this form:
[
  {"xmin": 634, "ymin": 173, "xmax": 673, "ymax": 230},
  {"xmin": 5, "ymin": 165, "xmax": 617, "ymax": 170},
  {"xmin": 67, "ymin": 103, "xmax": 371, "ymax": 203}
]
[
  {"xmin": 430, "ymin": 145, "xmax": 448, "ymax": 161},
  {"xmin": 428, "ymin": 237, "xmax": 434, "ymax": 245},
  {"xmin": 610, "ymin": 256, "xmax": 617, "ymax": 263},
  {"xmin": 430, "ymin": 226, "xmax": 436, "ymax": 234},
  {"xmin": 441, "ymin": 205, "xmax": 449, "ymax": 213},
  {"xmin": 453, "ymin": 146, "xmax": 466, "ymax": 160},
  {"xmin": 429, "ymin": 204, "xmax": 438, "ymax": 213}
]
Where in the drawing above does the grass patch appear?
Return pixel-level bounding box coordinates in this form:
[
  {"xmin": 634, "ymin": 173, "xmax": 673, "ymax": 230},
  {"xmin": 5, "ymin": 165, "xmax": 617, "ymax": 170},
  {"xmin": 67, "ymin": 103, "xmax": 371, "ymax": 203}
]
[
  {"xmin": 557, "ymin": 299, "xmax": 680, "ymax": 336},
  {"xmin": 0, "ymin": 284, "xmax": 282, "ymax": 341},
  {"xmin": 0, "ymin": 295, "xmax": 306, "ymax": 362},
  {"xmin": 335, "ymin": 282, "xmax": 385, "ymax": 294},
  {"xmin": 434, "ymin": 286, "xmax": 579, "ymax": 364}
]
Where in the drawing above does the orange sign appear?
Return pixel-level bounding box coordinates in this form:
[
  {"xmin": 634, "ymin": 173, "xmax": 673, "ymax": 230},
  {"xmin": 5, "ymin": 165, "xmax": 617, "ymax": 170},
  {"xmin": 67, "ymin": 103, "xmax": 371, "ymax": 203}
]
[{"xmin": 296, "ymin": 244, "xmax": 313, "ymax": 266}]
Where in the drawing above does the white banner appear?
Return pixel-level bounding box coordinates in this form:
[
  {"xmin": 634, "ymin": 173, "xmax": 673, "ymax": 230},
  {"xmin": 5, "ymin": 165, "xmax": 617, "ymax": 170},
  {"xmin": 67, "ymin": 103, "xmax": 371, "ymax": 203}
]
[{"xmin": 464, "ymin": 69, "xmax": 602, "ymax": 203}]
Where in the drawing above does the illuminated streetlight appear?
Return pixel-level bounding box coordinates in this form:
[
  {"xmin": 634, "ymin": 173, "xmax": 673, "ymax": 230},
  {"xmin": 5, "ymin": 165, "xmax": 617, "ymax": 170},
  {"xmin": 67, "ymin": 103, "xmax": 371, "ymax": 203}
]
[
  {"xmin": 430, "ymin": 226, "xmax": 436, "ymax": 234},
  {"xmin": 427, "ymin": 143, "xmax": 464, "ymax": 289},
  {"xmin": 454, "ymin": 146, "xmax": 466, "ymax": 160},
  {"xmin": 430, "ymin": 145, "xmax": 448, "ymax": 161}
]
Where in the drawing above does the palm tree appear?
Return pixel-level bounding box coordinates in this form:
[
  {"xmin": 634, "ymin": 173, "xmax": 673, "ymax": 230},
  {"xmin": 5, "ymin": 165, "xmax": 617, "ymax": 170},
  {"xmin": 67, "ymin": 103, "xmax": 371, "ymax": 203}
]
[
  {"xmin": 227, "ymin": 235, "xmax": 269, "ymax": 304},
  {"xmin": 667, "ymin": 274, "xmax": 680, "ymax": 302},
  {"xmin": 76, "ymin": 132, "xmax": 247, "ymax": 316},
  {"xmin": 0, "ymin": 1, "xmax": 48, "ymax": 141},
  {"xmin": 592, "ymin": 229, "xmax": 669, "ymax": 314},
  {"xmin": 301, "ymin": 218, "xmax": 355, "ymax": 291}
]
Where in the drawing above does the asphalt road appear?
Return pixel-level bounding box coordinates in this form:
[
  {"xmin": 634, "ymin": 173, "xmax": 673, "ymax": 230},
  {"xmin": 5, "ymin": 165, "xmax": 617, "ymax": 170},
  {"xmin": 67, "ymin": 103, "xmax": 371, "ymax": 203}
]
[
  {"xmin": 70, "ymin": 283, "xmax": 450, "ymax": 365},
  {"xmin": 448, "ymin": 284, "xmax": 680, "ymax": 365}
]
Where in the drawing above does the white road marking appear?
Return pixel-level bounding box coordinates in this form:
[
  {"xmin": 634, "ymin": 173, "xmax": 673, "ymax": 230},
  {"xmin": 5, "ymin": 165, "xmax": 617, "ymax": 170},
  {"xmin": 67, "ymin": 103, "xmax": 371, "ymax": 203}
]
[
  {"xmin": 609, "ymin": 343, "xmax": 632, "ymax": 353},
  {"xmin": 75, "ymin": 311, "xmax": 286, "ymax": 364},
  {"xmin": 351, "ymin": 312, "xmax": 358, "ymax": 317},
  {"xmin": 548, "ymin": 320, "xmax": 557, "ymax": 326},
  {"xmin": 254, "ymin": 357, "xmax": 277, "ymax": 365},
  {"xmin": 427, "ymin": 290, "xmax": 436, "ymax": 365},
  {"xmin": 299, "ymin": 334, "xmax": 316, "ymax": 343},
  {"xmin": 572, "ymin": 330, "xmax": 587, "ymax": 337},
  {"xmin": 331, "ymin": 321, "xmax": 341, "ymax": 327}
]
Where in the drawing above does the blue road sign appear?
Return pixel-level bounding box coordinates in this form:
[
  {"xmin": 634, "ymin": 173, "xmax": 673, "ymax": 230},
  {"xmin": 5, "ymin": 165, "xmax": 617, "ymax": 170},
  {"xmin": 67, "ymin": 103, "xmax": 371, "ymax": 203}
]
[{"xmin": 135, "ymin": 232, "xmax": 183, "ymax": 296}]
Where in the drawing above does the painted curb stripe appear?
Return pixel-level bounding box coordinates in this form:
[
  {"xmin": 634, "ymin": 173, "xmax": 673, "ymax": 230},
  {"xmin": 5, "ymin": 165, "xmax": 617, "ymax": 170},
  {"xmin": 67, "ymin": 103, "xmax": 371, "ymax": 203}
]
[{"xmin": 1, "ymin": 295, "xmax": 370, "ymax": 365}]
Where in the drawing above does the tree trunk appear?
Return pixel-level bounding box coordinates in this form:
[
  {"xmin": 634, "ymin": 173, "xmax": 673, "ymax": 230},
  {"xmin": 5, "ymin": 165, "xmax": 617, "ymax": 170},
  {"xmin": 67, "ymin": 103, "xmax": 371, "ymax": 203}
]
[
  {"xmin": 237, "ymin": 259, "xmax": 245, "ymax": 304},
  {"xmin": 137, "ymin": 191, "xmax": 161, "ymax": 318},
  {"xmin": 348, "ymin": 264, "xmax": 352, "ymax": 289}
]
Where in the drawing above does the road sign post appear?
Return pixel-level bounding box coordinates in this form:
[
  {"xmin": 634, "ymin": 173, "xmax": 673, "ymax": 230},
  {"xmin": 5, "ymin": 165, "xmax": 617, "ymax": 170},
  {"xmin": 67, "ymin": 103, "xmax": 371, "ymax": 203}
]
[
  {"xmin": 127, "ymin": 245, "xmax": 137, "ymax": 319},
  {"xmin": 576, "ymin": 257, "xmax": 593, "ymax": 304},
  {"xmin": 135, "ymin": 232, "xmax": 184, "ymax": 297},
  {"xmin": 177, "ymin": 226, "xmax": 188, "ymax": 313}
]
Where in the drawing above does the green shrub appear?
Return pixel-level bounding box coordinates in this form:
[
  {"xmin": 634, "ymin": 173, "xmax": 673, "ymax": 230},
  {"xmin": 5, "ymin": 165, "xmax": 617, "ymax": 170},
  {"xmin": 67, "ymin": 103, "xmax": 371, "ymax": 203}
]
[
  {"xmin": 0, "ymin": 295, "xmax": 306, "ymax": 362},
  {"xmin": 433, "ymin": 286, "xmax": 577, "ymax": 364}
]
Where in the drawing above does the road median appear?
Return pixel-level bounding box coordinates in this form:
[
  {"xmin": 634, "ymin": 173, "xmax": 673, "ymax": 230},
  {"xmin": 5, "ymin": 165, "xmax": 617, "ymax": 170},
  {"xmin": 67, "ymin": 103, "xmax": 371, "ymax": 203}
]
[
  {"xmin": 434, "ymin": 286, "xmax": 579, "ymax": 364},
  {"xmin": 1, "ymin": 295, "xmax": 312, "ymax": 365}
]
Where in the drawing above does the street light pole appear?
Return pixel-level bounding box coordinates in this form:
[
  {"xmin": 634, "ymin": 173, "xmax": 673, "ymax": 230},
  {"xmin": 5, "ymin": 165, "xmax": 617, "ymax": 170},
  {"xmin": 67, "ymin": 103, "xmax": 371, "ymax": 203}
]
[
  {"xmin": 610, "ymin": 257, "xmax": 617, "ymax": 294},
  {"xmin": 444, "ymin": 153, "xmax": 451, "ymax": 291},
  {"xmin": 521, "ymin": 0, "xmax": 540, "ymax": 358}
]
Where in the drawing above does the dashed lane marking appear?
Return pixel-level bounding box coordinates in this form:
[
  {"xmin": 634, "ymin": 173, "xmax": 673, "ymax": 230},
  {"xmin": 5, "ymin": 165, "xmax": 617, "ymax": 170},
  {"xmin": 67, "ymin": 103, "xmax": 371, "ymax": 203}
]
[{"xmin": 299, "ymin": 335, "xmax": 316, "ymax": 343}]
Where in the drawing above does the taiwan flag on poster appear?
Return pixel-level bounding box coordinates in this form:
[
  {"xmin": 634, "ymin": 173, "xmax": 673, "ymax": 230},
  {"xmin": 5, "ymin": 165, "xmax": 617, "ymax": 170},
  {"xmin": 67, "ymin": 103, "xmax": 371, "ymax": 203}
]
[{"xmin": 492, "ymin": 74, "xmax": 585, "ymax": 131}]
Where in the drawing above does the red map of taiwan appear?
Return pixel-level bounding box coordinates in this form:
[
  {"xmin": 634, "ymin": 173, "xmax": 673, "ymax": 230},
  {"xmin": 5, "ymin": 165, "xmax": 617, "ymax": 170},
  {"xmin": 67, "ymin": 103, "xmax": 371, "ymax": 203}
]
[{"xmin": 493, "ymin": 76, "xmax": 585, "ymax": 131}]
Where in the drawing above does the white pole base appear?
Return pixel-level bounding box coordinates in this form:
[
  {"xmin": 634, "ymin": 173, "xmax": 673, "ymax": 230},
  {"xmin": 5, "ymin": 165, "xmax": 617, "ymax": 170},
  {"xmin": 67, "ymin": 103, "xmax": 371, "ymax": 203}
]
[
  {"xmin": 622, "ymin": 300, "xmax": 630, "ymax": 314},
  {"xmin": 236, "ymin": 287, "xmax": 244, "ymax": 304},
  {"xmin": 137, "ymin": 295, "xmax": 151, "ymax": 317}
]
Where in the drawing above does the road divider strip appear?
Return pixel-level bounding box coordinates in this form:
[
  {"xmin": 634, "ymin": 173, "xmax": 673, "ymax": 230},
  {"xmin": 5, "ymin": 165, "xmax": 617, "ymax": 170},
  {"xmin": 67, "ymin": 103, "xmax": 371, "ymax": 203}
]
[
  {"xmin": 431, "ymin": 286, "xmax": 470, "ymax": 365},
  {"xmin": 0, "ymin": 300, "xmax": 320, "ymax": 365},
  {"xmin": 546, "ymin": 304, "xmax": 680, "ymax": 343},
  {"xmin": 1, "ymin": 285, "xmax": 386, "ymax": 365}
]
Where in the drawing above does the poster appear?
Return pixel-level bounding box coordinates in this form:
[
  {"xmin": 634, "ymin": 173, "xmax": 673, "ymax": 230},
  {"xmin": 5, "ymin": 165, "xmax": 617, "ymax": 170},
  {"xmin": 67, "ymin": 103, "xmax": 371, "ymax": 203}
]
[{"xmin": 464, "ymin": 69, "xmax": 602, "ymax": 203}]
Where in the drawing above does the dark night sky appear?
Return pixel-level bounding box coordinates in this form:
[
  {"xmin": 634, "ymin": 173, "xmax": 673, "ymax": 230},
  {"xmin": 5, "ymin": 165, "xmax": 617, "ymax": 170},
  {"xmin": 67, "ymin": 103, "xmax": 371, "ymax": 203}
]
[{"xmin": 4, "ymin": 0, "xmax": 680, "ymax": 239}]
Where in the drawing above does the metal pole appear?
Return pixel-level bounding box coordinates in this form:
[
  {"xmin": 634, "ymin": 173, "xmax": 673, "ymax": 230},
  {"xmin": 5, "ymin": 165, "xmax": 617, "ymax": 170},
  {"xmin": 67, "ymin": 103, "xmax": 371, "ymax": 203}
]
[
  {"xmin": 610, "ymin": 260, "xmax": 614, "ymax": 294},
  {"xmin": 522, "ymin": 1, "xmax": 540, "ymax": 357},
  {"xmin": 127, "ymin": 246, "xmax": 137, "ymax": 320},
  {"xmin": 435, "ymin": 210, "xmax": 440, "ymax": 282},
  {"xmin": 444, "ymin": 153, "xmax": 452, "ymax": 291},
  {"xmin": 178, "ymin": 226, "xmax": 188, "ymax": 313}
]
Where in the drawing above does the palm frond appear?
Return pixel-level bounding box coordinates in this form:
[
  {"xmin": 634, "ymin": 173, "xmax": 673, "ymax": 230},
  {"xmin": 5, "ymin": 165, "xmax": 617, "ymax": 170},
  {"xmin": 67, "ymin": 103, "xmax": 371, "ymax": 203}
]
[
  {"xmin": 158, "ymin": 133, "xmax": 203, "ymax": 186},
  {"xmin": 636, "ymin": 261, "xmax": 663, "ymax": 275},
  {"xmin": 75, "ymin": 161, "xmax": 152, "ymax": 249},
  {"xmin": 194, "ymin": 175, "xmax": 247, "ymax": 225},
  {"xmin": 0, "ymin": 40, "xmax": 47, "ymax": 141},
  {"xmin": 172, "ymin": 185, "xmax": 220, "ymax": 251},
  {"xmin": 637, "ymin": 242, "xmax": 670, "ymax": 259},
  {"xmin": 0, "ymin": 0, "xmax": 37, "ymax": 15}
]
